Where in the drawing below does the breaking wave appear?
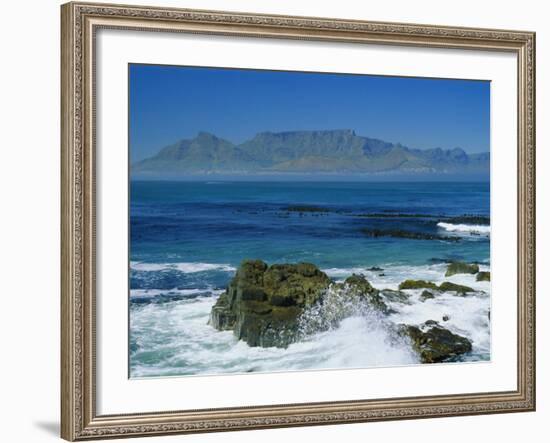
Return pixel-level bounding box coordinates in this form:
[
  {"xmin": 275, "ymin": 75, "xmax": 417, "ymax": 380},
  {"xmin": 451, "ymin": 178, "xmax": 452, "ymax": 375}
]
[
  {"xmin": 131, "ymin": 261, "xmax": 236, "ymax": 273},
  {"xmin": 437, "ymin": 222, "xmax": 490, "ymax": 235},
  {"xmin": 129, "ymin": 262, "xmax": 490, "ymax": 377}
]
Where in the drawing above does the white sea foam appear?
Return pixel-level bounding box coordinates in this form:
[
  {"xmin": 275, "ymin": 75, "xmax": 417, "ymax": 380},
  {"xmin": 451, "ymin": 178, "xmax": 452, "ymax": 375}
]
[
  {"xmin": 388, "ymin": 291, "xmax": 490, "ymax": 357},
  {"xmin": 322, "ymin": 267, "xmax": 375, "ymax": 278},
  {"xmin": 131, "ymin": 261, "xmax": 236, "ymax": 273},
  {"xmin": 130, "ymin": 262, "xmax": 491, "ymax": 377},
  {"xmin": 130, "ymin": 295, "xmax": 418, "ymax": 378},
  {"xmin": 437, "ymin": 222, "xmax": 491, "ymax": 235},
  {"xmin": 130, "ymin": 262, "xmax": 167, "ymax": 272},
  {"xmin": 130, "ymin": 288, "xmax": 224, "ymax": 298}
]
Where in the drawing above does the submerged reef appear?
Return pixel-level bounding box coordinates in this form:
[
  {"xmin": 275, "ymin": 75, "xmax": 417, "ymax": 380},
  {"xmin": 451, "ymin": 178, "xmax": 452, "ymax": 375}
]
[{"xmin": 361, "ymin": 228, "xmax": 460, "ymax": 242}]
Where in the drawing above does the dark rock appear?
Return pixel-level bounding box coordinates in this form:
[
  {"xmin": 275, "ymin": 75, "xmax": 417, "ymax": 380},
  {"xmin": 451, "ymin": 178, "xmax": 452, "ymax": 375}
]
[
  {"xmin": 442, "ymin": 315, "xmax": 450, "ymax": 322},
  {"xmin": 439, "ymin": 281, "xmax": 475, "ymax": 294},
  {"xmin": 443, "ymin": 215, "xmax": 490, "ymax": 225},
  {"xmin": 343, "ymin": 274, "xmax": 374, "ymax": 293},
  {"xmin": 429, "ymin": 257, "xmax": 454, "ymax": 264},
  {"xmin": 420, "ymin": 290, "xmax": 435, "ymax": 301},
  {"xmin": 354, "ymin": 213, "xmax": 438, "ymax": 219},
  {"xmin": 362, "ymin": 228, "xmax": 459, "ymax": 242},
  {"xmin": 209, "ymin": 294, "xmax": 237, "ymax": 331},
  {"xmin": 399, "ymin": 280, "xmax": 439, "ymax": 290},
  {"xmin": 380, "ymin": 289, "xmax": 411, "ymax": 304},
  {"xmin": 368, "ymin": 266, "xmax": 384, "ymax": 271},
  {"xmin": 209, "ymin": 260, "xmax": 331, "ymax": 347},
  {"xmin": 445, "ymin": 261, "xmax": 479, "ymax": 277},
  {"xmin": 284, "ymin": 205, "xmax": 330, "ymax": 213},
  {"xmin": 340, "ymin": 274, "xmax": 390, "ymax": 313},
  {"xmin": 398, "ymin": 321, "xmax": 472, "ymax": 363},
  {"xmin": 476, "ymin": 271, "xmax": 491, "ymax": 281},
  {"xmin": 239, "ymin": 285, "xmax": 268, "ymax": 302}
]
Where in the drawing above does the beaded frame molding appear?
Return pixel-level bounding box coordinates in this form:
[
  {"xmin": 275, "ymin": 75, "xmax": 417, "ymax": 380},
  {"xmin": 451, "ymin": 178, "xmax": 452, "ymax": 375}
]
[{"xmin": 61, "ymin": 2, "xmax": 536, "ymax": 440}]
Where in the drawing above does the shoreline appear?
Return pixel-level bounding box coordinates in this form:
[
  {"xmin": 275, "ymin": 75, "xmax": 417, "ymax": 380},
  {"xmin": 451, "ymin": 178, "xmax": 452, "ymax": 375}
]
[{"xmin": 129, "ymin": 259, "xmax": 490, "ymax": 377}]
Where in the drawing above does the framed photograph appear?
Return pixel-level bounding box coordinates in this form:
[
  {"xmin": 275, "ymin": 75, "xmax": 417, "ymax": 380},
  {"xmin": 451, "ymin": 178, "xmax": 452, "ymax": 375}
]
[{"xmin": 61, "ymin": 2, "xmax": 536, "ymax": 440}]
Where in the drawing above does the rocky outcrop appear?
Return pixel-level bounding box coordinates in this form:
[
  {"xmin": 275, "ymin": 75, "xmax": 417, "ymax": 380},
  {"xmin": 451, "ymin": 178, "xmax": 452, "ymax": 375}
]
[
  {"xmin": 398, "ymin": 321, "xmax": 472, "ymax": 363},
  {"xmin": 209, "ymin": 261, "xmax": 478, "ymax": 363},
  {"xmin": 209, "ymin": 262, "xmax": 397, "ymax": 347},
  {"xmin": 476, "ymin": 271, "xmax": 491, "ymax": 281},
  {"xmin": 445, "ymin": 261, "xmax": 479, "ymax": 277},
  {"xmin": 380, "ymin": 289, "xmax": 411, "ymax": 304},
  {"xmin": 398, "ymin": 280, "xmax": 439, "ymax": 290},
  {"xmin": 209, "ymin": 260, "xmax": 331, "ymax": 347},
  {"xmin": 439, "ymin": 282, "xmax": 475, "ymax": 294},
  {"xmin": 398, "ymin": 279, "xmax": 475, "ymax": 295},
  {"xmin": 337, "ymin": 274, "xmax": 390, "ymax": 313}
]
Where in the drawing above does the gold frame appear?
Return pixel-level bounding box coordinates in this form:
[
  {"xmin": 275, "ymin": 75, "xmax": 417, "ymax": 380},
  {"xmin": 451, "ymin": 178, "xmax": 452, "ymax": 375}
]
[{"xmin": 61, "ymin": 2, "xmax": 536, "ymax": 440}]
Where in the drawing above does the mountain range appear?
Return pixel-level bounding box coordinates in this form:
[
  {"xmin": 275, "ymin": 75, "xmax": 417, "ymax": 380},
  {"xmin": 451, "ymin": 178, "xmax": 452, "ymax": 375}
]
[{"xmin": 132, "ymin": 129, "xmax": 489, "ymax": 176}]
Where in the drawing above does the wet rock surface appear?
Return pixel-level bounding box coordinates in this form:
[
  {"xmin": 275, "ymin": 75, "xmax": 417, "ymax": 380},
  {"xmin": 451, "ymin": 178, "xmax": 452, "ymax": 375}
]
[
  {"xmin": 210, "ymin": 261, "xmax": 481, "ymax": 361},
  {"xmin": 476, "ymin": 271, "xmax": 491, "ymax": 281},
  {"xmin": 398, "ymin": 279, "xmax": 475, "ymax": 295},
  {"xmin": 398, "ymin": 321, "xmax": 473, "ymax": 363},
  {"xmin": 439, "ymin": 281, "xmax": 475, "ymax": 294},
  {"xmin": 398, "ymin": 280, "xmax": 439, "ymax": 290},
  {"xmin": 420, "ymin": 290, "xmax": 435, "ymax": 301},
  {"xmin": 445, "ymin": 261, "xmax": 479, "ymax": 277},
  {"xmin": 209, "ymin": 260, "xmax": 331, "ymax": 347}
]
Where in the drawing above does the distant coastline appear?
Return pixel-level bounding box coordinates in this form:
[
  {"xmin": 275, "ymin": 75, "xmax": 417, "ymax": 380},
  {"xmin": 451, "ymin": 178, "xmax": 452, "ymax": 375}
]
[
  {"xmin": 131, "ymin": 129, "xmax": 489, "ymax": 178},
  {"xmin": 129, "ymin": 174, "xmax": 490, "ymax": 182}
]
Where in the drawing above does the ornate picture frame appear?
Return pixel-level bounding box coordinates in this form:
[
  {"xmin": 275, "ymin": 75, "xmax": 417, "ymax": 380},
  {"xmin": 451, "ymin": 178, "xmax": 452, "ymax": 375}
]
[{"xmin": 61, "ymin": 1, "xmax": 535, "ymax": 440}]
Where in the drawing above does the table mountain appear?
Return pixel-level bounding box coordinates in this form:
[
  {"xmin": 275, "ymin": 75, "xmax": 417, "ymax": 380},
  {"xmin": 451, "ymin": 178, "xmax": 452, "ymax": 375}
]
[{"xmin": 132, "ymin": 129, "xmax": 489, "ymax": 175}]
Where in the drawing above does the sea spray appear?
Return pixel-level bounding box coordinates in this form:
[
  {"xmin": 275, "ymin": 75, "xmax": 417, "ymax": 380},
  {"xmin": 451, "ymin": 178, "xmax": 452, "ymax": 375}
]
[
  {"xmin": 130, "ymin": 293, "xmax": 420, "ymax": 378},
  {"xmin": 297, "ymin": 282, "xmax": 385, "ymax": 337},
  {"xmin": 130, "ymin": 278, "xmax": 423, "ymax": 377},
  {"xmin": 129, "ymin": 260, "xmax": 490, "ymax": 377}
]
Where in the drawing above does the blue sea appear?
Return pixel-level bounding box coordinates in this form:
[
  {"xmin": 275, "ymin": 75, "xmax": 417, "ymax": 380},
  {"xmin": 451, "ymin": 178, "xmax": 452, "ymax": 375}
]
[{"xmin": 129, "ymin": 181, "xmax": 491, "ymax": 377}]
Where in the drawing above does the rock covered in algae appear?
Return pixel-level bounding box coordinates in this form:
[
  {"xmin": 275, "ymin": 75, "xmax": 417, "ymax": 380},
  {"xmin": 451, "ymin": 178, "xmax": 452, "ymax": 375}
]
[
  {"xmin": 398, "ymin": 321, "xmax": 472, "ymax": 363},
  {"xmin": 209, "ymin": 260, "xmax": 331, "ymax": 347},
  {"xmin": 476, "ymin": 271, "xmax": 491, "ymax": 281},
  {"xmin": 445, "ymin": 261, "xmax": 479, "ymax": 277}
]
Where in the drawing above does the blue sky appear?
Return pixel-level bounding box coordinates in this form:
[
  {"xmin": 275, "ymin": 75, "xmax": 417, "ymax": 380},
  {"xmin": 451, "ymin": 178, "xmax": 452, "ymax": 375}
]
[{"xmin": 129, "ymin": 64, "xmax": 490, "ymax": 162}]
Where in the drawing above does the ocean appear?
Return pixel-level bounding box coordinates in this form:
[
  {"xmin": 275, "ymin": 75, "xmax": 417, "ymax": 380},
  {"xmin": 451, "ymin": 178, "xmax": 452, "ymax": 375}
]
[{"xmin": 129, "ymin": 180, "xmax": 490, "ymax": 377}]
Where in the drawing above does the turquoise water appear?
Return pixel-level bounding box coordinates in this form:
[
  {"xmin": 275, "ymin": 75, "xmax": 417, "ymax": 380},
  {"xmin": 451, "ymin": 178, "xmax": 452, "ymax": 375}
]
[{"xmin": 129, "ymin": 181, "xmax": 490, "ymax": 377}]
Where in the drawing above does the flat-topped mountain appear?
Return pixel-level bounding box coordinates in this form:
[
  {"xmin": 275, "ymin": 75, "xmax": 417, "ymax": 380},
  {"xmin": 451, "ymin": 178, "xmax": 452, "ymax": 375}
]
[{"xmin": 132, "ymin": 129, "xmax": 489, "ymax": 176}]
